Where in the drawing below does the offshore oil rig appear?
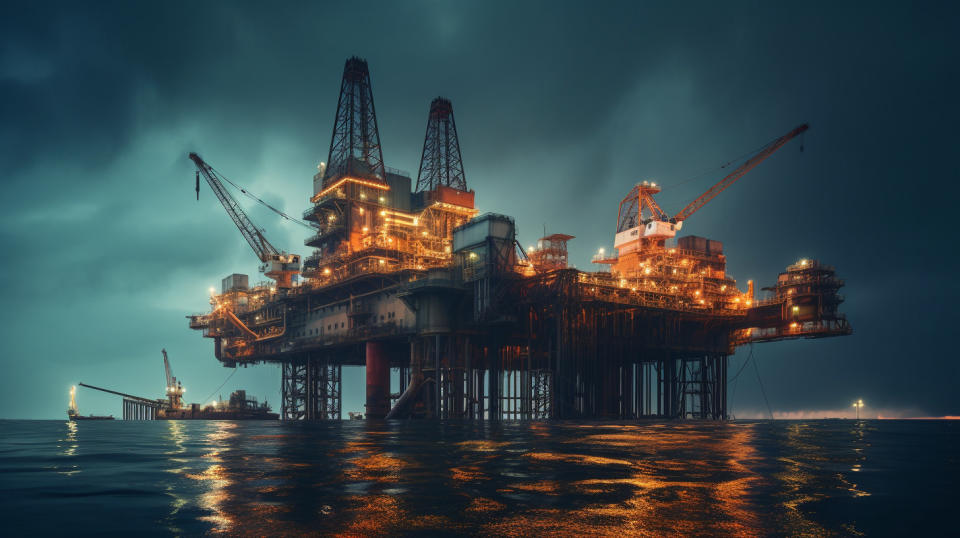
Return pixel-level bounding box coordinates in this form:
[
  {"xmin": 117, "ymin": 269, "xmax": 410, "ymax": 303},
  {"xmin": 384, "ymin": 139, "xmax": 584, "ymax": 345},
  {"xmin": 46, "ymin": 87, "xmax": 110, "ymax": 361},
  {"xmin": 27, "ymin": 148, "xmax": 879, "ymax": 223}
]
[{"xmin": 187, "ymin": 57, "xmax": 850, "ymax": 421}]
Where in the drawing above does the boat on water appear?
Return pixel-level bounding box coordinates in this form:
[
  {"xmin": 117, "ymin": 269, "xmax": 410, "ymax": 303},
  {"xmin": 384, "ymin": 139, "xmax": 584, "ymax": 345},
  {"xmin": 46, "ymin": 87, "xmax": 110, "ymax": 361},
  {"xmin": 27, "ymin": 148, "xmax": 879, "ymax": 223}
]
[
  {"xmin": 157, "ymin": 389, "xmax": 279, "ymax": 420},
  {"xmin": 69, "ymin": 414, "xmax": 114, "ymax": 421},
  {"xmin": 67, "ymin": 386, "xmax": 114, "ymax": 421}
]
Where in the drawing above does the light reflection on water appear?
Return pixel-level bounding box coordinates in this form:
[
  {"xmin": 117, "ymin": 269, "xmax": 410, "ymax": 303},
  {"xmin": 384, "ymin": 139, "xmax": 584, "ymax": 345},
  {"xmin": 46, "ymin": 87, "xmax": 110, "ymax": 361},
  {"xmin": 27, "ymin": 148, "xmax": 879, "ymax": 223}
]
[
  {"xmin": 52, "ymin": 421, "xmax": 80, "ymax": 476},
  {"xmin": 2, "ymin": 419, "xmax": 957, "ymax": 535},
  {"xmin": 162, "ymin": 420, "xmax": 191, "ymax": 533},
  {"xmin": 169, "ymin": 421, "xmax": 850, "ymax": 535},
  {"xmin": 190, "ymin": 421, "xmax": 237, "ymax": 532}
]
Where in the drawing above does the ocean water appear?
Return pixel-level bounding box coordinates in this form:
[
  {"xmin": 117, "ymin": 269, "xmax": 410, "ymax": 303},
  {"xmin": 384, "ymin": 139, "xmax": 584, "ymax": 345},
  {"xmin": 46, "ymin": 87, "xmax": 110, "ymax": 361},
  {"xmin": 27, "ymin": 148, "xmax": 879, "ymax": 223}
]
[{"xmin": 0, "ymin": 419, "xmax": 956, "ymax": 536}]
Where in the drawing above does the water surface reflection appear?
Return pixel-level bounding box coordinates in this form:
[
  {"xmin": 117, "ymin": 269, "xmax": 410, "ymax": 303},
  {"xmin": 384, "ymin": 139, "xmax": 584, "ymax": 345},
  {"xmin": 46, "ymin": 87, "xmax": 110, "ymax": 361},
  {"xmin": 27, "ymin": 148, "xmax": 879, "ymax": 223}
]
[
  {"xmin": 6, "ymin": 419, "xmax": 953, "ymax": 534},
  {"xmin": 168, "ymin": 420, "xmax": 884, "ymax": 535}
]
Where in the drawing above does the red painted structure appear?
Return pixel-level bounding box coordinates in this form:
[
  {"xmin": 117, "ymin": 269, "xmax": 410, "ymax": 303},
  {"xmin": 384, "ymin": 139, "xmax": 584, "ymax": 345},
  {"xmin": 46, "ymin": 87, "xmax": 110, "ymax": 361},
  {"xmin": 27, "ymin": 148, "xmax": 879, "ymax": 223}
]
[{"xmin": 365, "ymin": 341, "xmax": 390, "ymax": 418}]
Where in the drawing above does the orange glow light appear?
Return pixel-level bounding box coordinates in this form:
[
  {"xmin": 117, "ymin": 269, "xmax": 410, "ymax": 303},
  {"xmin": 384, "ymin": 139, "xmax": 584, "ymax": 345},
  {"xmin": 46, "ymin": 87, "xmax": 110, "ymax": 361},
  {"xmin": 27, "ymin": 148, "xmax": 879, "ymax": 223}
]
[{"xmin": 312, "ymin": 177, "xmax": 390, "ymax": 202}]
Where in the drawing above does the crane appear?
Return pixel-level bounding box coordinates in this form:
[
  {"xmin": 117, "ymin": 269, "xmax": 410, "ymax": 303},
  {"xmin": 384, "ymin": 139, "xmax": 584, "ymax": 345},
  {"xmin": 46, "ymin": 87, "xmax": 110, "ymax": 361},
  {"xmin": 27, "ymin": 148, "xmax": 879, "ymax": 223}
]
[
  {"xmin": 615, "ymin": 124, "xmax": 808, "ymax": 244},
  {"xmin": 162, "ymin": 348, "xmax": 174, "ymax": 388},
  {"xmin": 189, "ymin": 152, "xmax": 301, "ymax": 288},
  {"xmin": 161, "ymin": 349, "xmax": 183, "ymax": 409}
]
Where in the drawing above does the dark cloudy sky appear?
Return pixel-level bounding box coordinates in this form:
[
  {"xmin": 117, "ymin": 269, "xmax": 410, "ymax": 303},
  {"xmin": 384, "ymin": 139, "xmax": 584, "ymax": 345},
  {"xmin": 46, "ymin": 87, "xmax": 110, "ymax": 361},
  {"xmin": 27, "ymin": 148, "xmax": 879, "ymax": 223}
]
[{"xmin": 2, "ymin": 1, "xmax": 957, "ymax": 419}]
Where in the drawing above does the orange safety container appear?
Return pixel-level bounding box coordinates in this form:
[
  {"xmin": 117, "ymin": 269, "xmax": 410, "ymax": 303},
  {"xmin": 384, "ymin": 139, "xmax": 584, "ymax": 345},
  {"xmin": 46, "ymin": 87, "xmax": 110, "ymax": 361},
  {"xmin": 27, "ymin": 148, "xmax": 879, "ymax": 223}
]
[{"xmin": 433, "ymin": 185, "xmax": 475, "ymax": 208}]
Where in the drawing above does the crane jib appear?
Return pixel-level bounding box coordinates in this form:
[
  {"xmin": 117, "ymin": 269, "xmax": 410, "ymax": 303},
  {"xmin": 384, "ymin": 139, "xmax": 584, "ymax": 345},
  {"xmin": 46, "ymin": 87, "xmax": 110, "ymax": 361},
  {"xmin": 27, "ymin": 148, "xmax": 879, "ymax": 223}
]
[
  {"xmin": 673, "ymin": 124, "xmax": 809, "ymax": 223},
  {"xmin": 78, "ymin": 383, "xmax": 159, "ymax": 406},
  {"xmin": 189, "ymin": 152, "xmax": 279, "ymax": 263}
]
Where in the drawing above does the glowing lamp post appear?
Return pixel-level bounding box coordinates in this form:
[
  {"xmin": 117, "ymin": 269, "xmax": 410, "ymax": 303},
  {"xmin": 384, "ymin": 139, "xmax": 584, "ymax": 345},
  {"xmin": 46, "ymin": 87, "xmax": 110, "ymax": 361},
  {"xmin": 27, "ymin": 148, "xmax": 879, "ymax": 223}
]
[{"xmin": 852, "ymin": 399, "xmax": 864, "ymax": 420}]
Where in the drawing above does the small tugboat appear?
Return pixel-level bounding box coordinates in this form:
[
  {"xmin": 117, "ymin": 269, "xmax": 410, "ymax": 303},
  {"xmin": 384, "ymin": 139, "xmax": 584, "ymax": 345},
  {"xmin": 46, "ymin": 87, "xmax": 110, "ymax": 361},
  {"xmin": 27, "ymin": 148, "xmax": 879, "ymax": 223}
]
[{"xmin": 67, "ymin": 386, "xmax": 114, "ymax": 421}]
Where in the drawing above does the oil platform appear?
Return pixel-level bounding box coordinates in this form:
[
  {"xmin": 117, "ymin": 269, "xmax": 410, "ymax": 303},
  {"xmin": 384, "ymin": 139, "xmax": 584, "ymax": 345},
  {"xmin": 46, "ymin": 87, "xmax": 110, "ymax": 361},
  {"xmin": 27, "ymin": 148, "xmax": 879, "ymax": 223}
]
[{"xmin": 187, "ymin": 57, "xmax": 851, "ymax": 421}]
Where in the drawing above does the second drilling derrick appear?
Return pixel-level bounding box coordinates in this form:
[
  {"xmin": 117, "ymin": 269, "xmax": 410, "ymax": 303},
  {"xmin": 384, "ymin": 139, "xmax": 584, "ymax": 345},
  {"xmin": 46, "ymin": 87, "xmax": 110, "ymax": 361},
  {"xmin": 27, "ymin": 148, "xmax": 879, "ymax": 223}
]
[
  {"xmin": 188, "ymin": 57, "xmax": 851, "ymax": 421},
  {"xmin": 416, "ymin": 97, "xmax": 467, "ymax": 193}
]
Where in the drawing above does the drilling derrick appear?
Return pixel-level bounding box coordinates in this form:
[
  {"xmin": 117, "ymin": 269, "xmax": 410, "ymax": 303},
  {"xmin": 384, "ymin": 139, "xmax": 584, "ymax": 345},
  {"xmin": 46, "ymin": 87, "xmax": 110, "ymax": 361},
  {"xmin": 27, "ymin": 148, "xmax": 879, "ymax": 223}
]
[
  {"xmin": 416, "ymin": 97, "xmax": 467, "ymax": 192},
  {"xmin": 302, "ymin": 56, "xmax": 394, "ymax": 279},
  {"xmin": 412, "ymin": 96, "xmax": 477, "ymax": 264},
  {"xmin": 323, "ymin": 57, "xmax": 386, "ymax": 186}
]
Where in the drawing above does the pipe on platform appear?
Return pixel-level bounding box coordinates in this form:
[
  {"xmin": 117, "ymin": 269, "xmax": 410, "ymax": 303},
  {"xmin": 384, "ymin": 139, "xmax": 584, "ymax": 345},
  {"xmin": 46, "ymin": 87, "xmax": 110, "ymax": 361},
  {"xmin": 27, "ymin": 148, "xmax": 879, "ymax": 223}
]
[
  {"xmin": 365, "ymin": 341, "xmax": 390, "ymax": 419},
  {"xmin": 385, "ymin": 375, "xmax": 429, "ymax": 420}
]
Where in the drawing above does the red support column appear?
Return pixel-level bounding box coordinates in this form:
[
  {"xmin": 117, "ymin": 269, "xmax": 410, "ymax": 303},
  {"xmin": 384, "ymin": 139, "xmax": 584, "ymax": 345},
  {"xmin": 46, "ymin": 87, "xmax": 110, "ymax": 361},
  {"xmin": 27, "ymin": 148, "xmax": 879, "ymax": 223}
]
[{"xmin": 366, "ymin": 341, "xmax": 390, "ymax": 419}]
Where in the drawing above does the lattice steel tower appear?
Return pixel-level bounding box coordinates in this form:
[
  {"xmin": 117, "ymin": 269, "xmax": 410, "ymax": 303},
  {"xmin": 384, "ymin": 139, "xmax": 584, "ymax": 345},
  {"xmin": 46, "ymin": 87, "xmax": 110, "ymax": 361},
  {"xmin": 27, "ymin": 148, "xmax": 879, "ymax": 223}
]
[
  {"xmin": 416, "ymin": 97, "xmax": 467, "ymax": 192},
  {"xmin": 323, "ymin": 57, "xmax": 386, "ymax": 187}
]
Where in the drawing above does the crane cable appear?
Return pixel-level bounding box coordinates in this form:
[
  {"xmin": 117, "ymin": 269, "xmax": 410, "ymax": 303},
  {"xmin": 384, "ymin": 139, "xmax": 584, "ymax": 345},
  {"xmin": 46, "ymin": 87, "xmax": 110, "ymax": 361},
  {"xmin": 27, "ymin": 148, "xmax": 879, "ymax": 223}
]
[
  {"xmin": 726, "ymin": 344, "xmax": 775, "ymax": 420},
  {"xmin": 727, "ymin": 344, "xmax": 754, "ymax": 385},
  {"xmin": 201, "ymin": 368, "xmax": 238, "ymax": 405},
  {"xmin": 752, "ymin": 356, "xmax": 775, "ymax": 420},
  {"xmin": 657, "ymin": 131, "xmax": 787, "ymax": 192},
  {"xmin": 727, "ymin": 344, "xmax": 752, "ymax": 418},
  {"xmin": 203, "ymin": 163, "xmax": 316, "ymax": 230}
]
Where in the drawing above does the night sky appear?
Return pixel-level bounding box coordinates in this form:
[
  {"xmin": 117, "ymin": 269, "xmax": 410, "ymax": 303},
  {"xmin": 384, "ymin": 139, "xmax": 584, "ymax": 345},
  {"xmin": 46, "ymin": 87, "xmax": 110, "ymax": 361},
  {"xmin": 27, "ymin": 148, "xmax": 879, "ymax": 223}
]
[{"xmin": 2, "ymin": 1, "xmax": 957, "ymax": 419}]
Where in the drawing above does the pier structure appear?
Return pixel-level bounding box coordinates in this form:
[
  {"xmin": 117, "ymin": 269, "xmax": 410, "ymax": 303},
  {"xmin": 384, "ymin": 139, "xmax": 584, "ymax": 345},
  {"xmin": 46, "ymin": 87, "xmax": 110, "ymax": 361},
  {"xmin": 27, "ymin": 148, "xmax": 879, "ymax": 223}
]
[{"xmin": 188, "ymin": 57, "xmax": 851, "ymax": 420}]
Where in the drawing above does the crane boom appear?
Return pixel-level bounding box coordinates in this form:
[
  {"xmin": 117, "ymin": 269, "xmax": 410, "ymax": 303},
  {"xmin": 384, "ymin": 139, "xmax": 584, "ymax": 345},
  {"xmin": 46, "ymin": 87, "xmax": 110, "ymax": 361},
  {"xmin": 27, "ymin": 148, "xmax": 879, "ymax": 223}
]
[
  {"xmin": 78, "ymin": 383, "xmax": 160, "ymax": 406},
  {"xmin": 162, "ymin": 348, "xmax": 173, "ymax": 388},
  {"xmin": 673, "ymin": 124, "xmax": 809, "ymax": 222},
  {"xmin": 189, "ymin": 152, "xmax": 278, "ymax": 262}
]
